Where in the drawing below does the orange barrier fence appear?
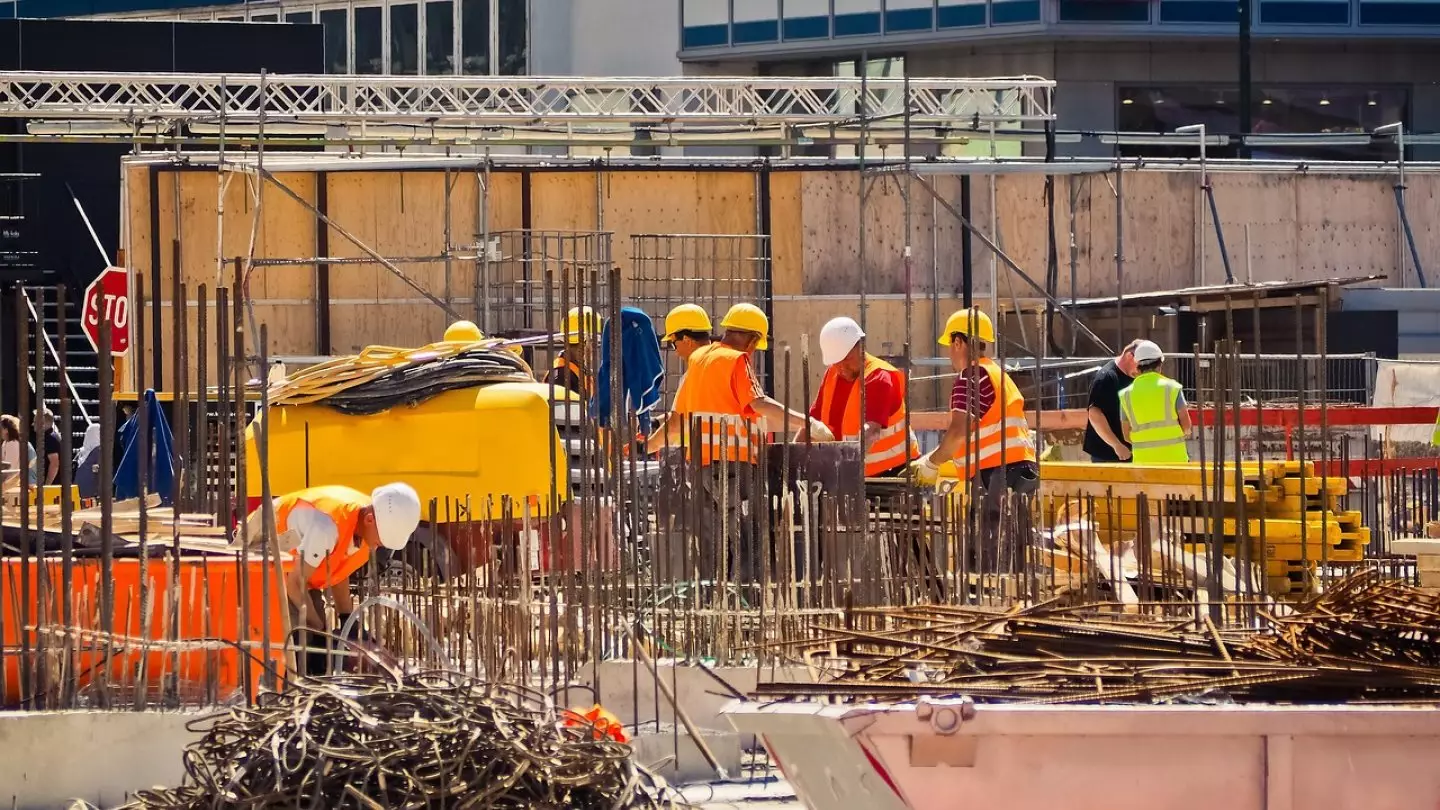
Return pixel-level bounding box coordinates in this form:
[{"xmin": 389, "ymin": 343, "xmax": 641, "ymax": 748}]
[{"xmin": 0, "ymin": 557, "xmax": 289, "ymax": 707}]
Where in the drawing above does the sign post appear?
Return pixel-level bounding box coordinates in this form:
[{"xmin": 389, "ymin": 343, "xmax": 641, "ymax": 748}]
[{"xmin": 82, "ymin": 266, "xmax": 131, "ymax": 357}]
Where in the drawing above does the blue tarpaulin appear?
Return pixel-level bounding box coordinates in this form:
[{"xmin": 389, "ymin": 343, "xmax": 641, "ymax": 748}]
[{"xmin": 114, "ymin": 389, "xmax": 177, "ymax": 505}]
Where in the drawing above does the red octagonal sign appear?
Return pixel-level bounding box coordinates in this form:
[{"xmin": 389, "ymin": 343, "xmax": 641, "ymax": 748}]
[{"xmin": 82, "ymin": 266, "xmax": 131, "ymax": 357}]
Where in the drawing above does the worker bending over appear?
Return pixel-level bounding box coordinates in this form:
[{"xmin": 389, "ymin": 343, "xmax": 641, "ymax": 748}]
[
  {"xmin": 808, "ymin": 316, "xmax": 919, "ymax": 477},
  {"xmin": 252, "ymin": 483, "xmax": 421, "ymax": 676},
  {"xmin": 911, "ymin": 308, "xmax": 1038, "ymax": 569},
  {"xmin": 652, "ymin": 303, "xmax": 832, "ymax": 581},
  {"xmin": 545, "ymin": 306, "xmax": 600, "ymax": 400},
  {"xmin": 1118, "ymin": 340, "xmax": 1192, "ymax": 463}
]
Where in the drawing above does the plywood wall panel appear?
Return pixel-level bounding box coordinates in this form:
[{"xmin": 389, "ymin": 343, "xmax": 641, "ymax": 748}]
[
  {"xmin": 323, "ymin": 172, "xmax": 383, "ymax": 302},
  {"xmin": 530, "ymin": 172, "xmax": 598, "ymax": 232},
  {"xmin": 769, "ymin": 172, "xmax": 804, "ymax": 296},
  {"xmin": 1294, "ymin": 176, "xmax": 1396, "ymax": 282}
]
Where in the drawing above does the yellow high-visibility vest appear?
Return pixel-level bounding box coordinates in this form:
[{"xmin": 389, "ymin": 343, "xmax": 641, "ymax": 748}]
[{"xmin": 1119, "ymin": 372, "xmax": 1189, "ymax": 464}]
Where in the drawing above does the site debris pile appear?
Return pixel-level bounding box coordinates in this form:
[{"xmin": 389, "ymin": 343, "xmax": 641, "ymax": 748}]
[
  {"xmin": 1041, "ymin": 460, "xmax": 1371, "ymax": 599},
  {"xmin": 754, "ymin": 571, "xmax": 1440, "ymax": 705},
  {"xmin": 114, "ymin": 672, "xmax": 680, "ymax": 810}
]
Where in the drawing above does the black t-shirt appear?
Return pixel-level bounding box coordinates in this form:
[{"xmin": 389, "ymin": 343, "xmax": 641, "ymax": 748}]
[
  {"xmin": 41, "ymin": 427, "xmax": 62, "ymax": 481},
  {"xmin": 1082, "ymin": 361, "xmax": 1133, "ymax": 461}
]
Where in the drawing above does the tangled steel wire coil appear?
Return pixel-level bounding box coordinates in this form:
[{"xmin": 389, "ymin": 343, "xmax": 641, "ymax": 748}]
[{"xmin": 116, "ymin": 672, "xmax": 681, "ymax": 810}]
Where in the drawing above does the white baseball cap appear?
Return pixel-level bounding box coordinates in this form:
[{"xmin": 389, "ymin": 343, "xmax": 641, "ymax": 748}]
[
  {"xmin": 1132, "ymin": 340, "xmax": 1164, "ymax": 364},
  {"xmin": 819, "ymin": 317, "xmax": 865, "ymax": 366},
  {"xmin": 370, "ymin": 482, "xmax": 421, "ymax": 550}
]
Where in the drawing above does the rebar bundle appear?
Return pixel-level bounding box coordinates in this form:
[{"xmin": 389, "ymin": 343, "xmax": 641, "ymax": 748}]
[
  {"xmin": 115, "ymin": 672, "xmax": 680, "ymax": 810},
  {"xmin": 755, "ymin": 571, "xmax": 1440, "ymax": 706}
]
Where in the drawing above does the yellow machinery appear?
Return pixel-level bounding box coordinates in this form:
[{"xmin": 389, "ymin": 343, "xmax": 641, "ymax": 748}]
[{"xmin": 242, "ymin": 330, "xmax": 578, "ymax": 576}]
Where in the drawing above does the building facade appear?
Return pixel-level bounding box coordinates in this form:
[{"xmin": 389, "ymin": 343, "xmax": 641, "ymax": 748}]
[
  {"xmin": 679, "ymin": 0, "xmax": 1440, "ymax": 158},
  {"xmin": 0, "ymin": 0, "xmax": 684, "ymax": 77}
]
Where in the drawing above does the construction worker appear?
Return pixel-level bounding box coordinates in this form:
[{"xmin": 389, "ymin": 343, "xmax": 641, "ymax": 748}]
[
  {"xmin": 251, "ymin": 483, "xmax": 422, "ymax": 676},
  {"xmin": 808, "ymin": 316, "xmax": 919, "ymax": 478},
  {"xmin": 910, "ymin": 308, "xmax": 1038, "ymax": 569},
  {"xmin": 1118, "ymin": 340, "xmax": 1193, "ymax": 464},
  {"xmin": 651, "ymin": 302, "xmax": 832, "ymax": 581},
  {"xmin": 545, "ymin": 306, "xmax": 599, "ymax": 400},
  {"xmin": 645, "ymin": 304, "xmax": 714, "ymax": 455}
]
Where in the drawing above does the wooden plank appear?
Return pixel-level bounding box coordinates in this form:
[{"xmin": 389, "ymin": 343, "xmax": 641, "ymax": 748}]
[{"xmin": 769, "ymin": 171, "xmax": 804, "ymax": 296}]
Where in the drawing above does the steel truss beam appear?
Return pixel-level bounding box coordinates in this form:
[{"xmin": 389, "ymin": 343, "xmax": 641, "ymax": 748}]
[{"xmin": 0, "ymin": 72, "xmax": 1055, "ymax": 134}]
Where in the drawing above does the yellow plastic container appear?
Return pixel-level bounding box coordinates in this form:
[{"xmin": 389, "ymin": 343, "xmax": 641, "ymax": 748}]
[{"xmin": 244, "ymin": 381, "xmax": 569, "ymax": 519}]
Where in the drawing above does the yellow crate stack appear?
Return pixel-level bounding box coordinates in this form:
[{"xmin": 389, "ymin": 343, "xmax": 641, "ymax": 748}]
[{"xmin": 1041, "ymin": 460, "xmax": 1370, "ymax": 598}]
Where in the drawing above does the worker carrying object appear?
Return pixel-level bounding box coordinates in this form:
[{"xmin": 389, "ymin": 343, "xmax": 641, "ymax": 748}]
[
  {"xmin": 806, "ymin": 316, "xmax": 920, "ymax": 477},
  {"xmin": 250, "ymin": 483, "xmax": 422, "ymax": 677},
  {"xmin": 1118, "ymin": 340, "xmax": 1193, "ymax": 464},
  {"xmin": 910, "ymin": 308, "xmax": 1038, "ymax": 570},
  {"xmin": 650, "ymin": 302, "xmax": 833, "ymax": 581},
  {"xmin": 546, "ymin": 306, "xmax": 600, "ymax": 400}
]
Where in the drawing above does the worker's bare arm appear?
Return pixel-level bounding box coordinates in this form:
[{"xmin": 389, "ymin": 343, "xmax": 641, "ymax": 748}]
[
  {"xmin": 285, "ymin": 564, "xmax": 324, "ymax": 630},
  {"xmin": 748, "ymin": 396, "xmax": 834, "ymax": 441},
  {"xmin": 1177, "ymin": 393, "xmax": 1193, "ymax": 436},
  {"xmin": 928, "ymin": 409, "xmax": 972, "ymax": 466},
  {"xmin": 1088, "ymin": 406, "xmax": 1130, "ymax": 458},
  {"xmin": 330, "ymin": 581, "xmax": 356, "ymax": 615}
]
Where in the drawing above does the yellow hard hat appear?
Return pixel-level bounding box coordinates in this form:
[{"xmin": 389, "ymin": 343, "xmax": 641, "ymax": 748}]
[
  {"xmin": 719, "ymin": 303, "xmax": 769, "ymax": 350},
  {"xmin": 661, "ymin": 304, "xmax": 712, "ymax": 344},
  {"xmin": 562, "ymin": 306, "xmax": 600, "ymax": 345},
  {"xmin": 937, "ymin": 307, "xmax": 995, "ymax": 346},
  {"xmin": 443, "ymin": 320, "xmax": 483, "ymax": 342}
]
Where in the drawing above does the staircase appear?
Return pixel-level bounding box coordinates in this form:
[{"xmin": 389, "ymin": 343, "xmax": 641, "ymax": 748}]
[{"xmin": 21, "ymin": 285, "xmax": 97, "ymax": 449}]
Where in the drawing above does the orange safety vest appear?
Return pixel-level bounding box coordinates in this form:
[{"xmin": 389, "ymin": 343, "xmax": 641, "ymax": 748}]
[
  {"xmin": 275, "ymin": 486, "xmax": 371, "ymax": 591},
  {"xmin": 550, "ymin": 356, "xmax": 592, "ymax": 399},
  {"xmin": 671, "ymin": 343, "xmax": 763, "ymax": 466},
  {"xmin": 815, "ymin": 354, "xmax": 920, "ymax": 477},
  {"xmin": 952, "ymin": 357, "xmax": 1036, "ymax": 478}
]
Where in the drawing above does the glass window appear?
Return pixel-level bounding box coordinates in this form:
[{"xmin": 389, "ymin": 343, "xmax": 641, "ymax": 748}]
[
  {"xmin": 497, "ymin": 0, "xmax": 526, "ymax": 75},
  {"xmin": 320, "ymin": 8, "xmax": 348, "ymax": 74},
  {"xmin": 216, "ymin": 16, "xmax": 242, "ymax": 22},
  {"xmin": 355, "ymin": 6, "xmax": 383, "ymax": 75},
  {"xmin": 250, "ymin": 13, "xmax": 278, "ymax": 22},
  {"xmin": 286, "ymin": 10, "xmax": 313, "ymax": 24},
  {"xmin": 390, "ymin": 3, "xmax": 419, "ymax": 75},
  {"xmin": 461, "ymin": 0, "xmax": 489, "ymax": 75},
  {"xmin": 1117, "ymin": 85, "xmax": 1409, "ymax": 161},
  {"xmin": 425, "ymin": 1, "xmax": 455, "ymax": 75}
]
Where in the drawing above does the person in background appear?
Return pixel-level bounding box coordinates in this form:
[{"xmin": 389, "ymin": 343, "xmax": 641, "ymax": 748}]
[
  {"xmin": 1119, "ymin": 340, "xmax": 1193, "ymax": 464},
  {"xmin": 1, "ymin": 415, "xmax": 39, "ymax": 485},
  {"xmin": 545, "ymin": 306, "xmax": 600, "ymax": 401},
  {"xmin": 1083, "ymin": 340, "xmax": 1141, "ymax": 463},
  {"xmin": 34, "ymin": 408, "xmax": 62, "ymax": 485}
]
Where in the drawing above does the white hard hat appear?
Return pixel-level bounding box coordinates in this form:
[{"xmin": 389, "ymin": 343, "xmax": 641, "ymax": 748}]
[
  {"xmin": 1132, "ymin": 340, "xmax": 1164, "ymax": 364},
  {"xmin": 819, "ymin": 316, "xmax": 865, "ymax": 366},
  {"xmin": 370, "ymin": 482, "xmax": 421, "ymax": 551}
]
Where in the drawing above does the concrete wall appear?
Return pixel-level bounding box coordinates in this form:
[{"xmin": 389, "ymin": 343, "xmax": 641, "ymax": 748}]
[{"xmin": 0, "ymin": 710, "xmax": 200, "ymax": 809}]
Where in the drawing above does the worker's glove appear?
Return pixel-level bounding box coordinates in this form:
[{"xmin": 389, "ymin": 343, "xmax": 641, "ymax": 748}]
[
  {"xmin": 909, "ymin": 456, "xmax": 941, "ymax": 487},
  {"xmin": 807, "ymin": 419, "xmax": 836, "ymax": 443}
]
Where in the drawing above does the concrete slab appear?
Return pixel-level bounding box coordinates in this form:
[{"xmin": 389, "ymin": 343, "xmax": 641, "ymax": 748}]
[{"xmin": 0, "ymin": 710, "xmax": 204, "ymax": 810}]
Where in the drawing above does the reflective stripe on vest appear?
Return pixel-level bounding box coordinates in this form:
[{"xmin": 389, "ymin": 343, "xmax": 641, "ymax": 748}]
[
  {"xmin": 672, "ymin": 343, "xmax": 763, "ymax": 466},
  {"xmin": 1119, "ymin": 372, "xmax": 1188, "ymax": 463},
  {"xmin": 815, "ymin": 354, "xmax": 920, "ymax": 476},
  {"xmin": 274, "ymin": 485, "xmax": 371, "ymax": 591},
  {"xmin": 952, "ymin": 357, "xmax": 1036, "ymax": 478}
]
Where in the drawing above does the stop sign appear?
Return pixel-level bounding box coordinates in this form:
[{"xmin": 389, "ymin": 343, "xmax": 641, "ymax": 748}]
[{"xmin": 82, "ymin": 266, "xmax": 131, "ymax": 357}]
